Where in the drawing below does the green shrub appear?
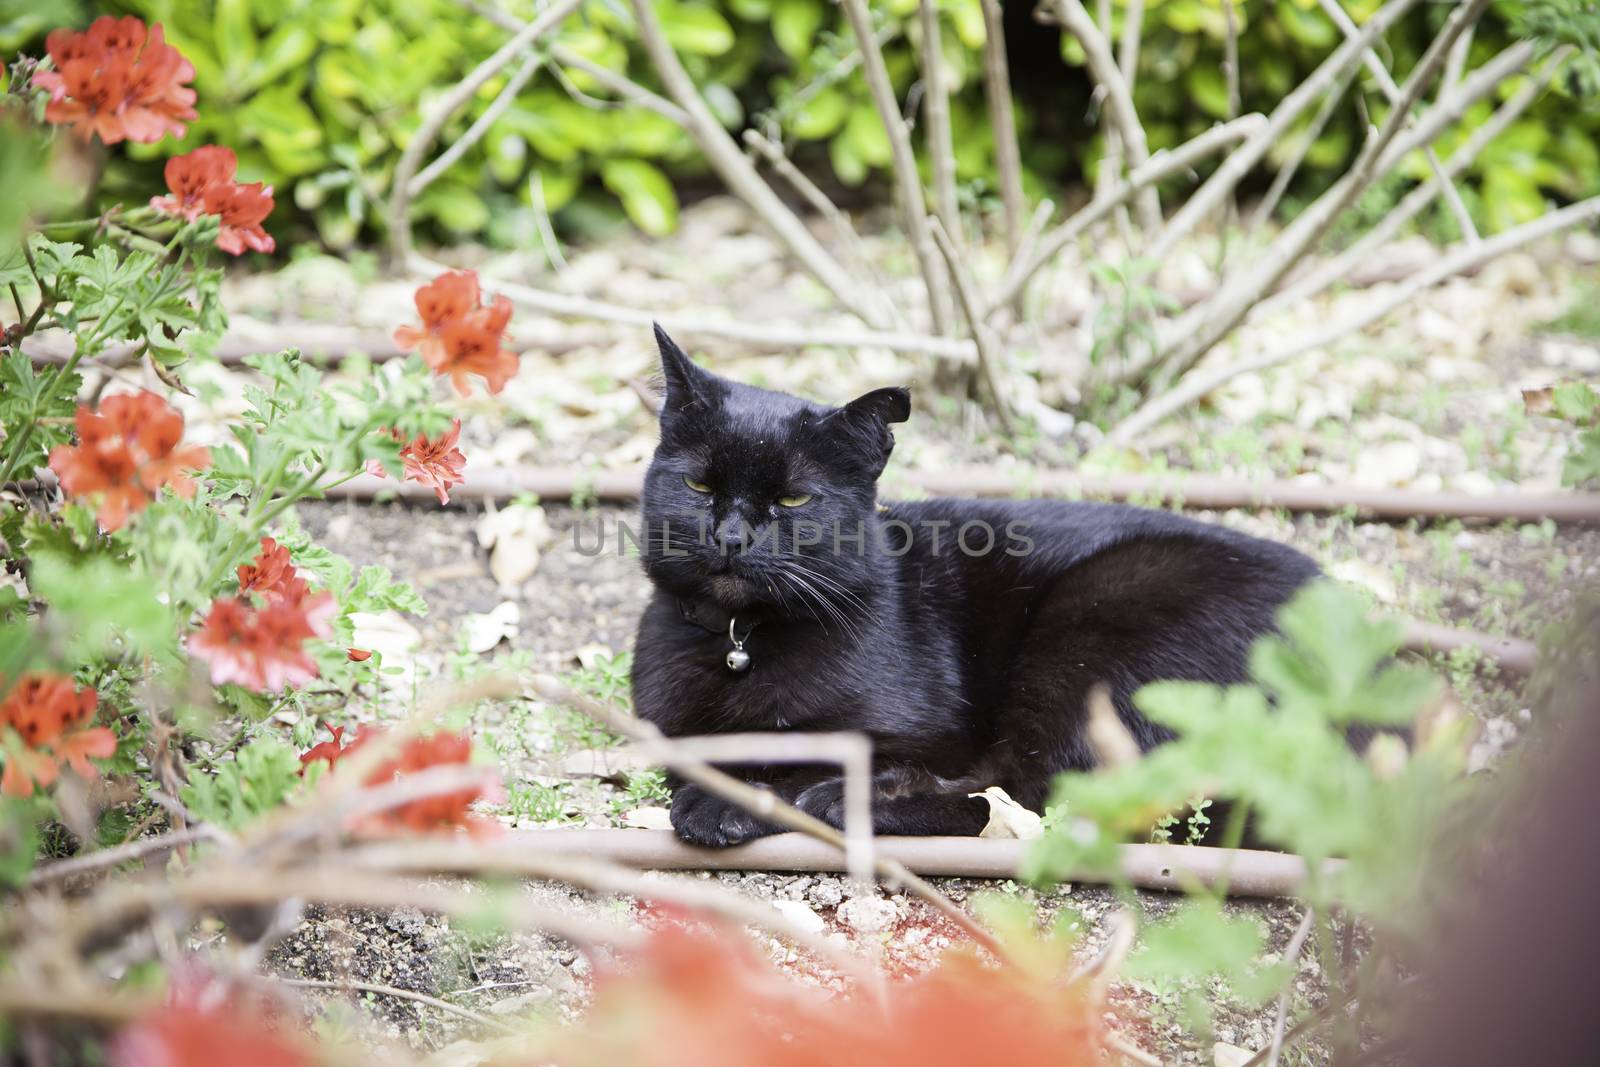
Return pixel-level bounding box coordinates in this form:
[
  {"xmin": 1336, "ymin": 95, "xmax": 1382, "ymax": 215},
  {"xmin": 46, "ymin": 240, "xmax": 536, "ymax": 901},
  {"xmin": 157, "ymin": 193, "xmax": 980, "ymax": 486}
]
[{"xmin": 29, "ymin": 0, "xmax": 1598, "ymax": 248}]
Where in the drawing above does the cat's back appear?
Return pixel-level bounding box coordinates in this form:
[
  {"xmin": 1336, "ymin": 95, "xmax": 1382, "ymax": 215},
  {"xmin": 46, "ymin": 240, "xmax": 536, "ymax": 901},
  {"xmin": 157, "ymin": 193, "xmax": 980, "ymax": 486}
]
[{"xmin": 881, "ymin": 495, "xmax": 1316, "ymax": 578}]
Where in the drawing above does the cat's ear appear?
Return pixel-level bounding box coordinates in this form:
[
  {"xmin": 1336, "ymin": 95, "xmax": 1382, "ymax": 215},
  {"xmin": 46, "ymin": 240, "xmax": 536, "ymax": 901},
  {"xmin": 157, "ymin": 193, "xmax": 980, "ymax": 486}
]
[
  {"xmin": 841, "ymin": 387, "xmax": 912, "ymax": 426},
  {"xmin": 654, "ymin": 323, "xmax": 711, "ymax": 415},
  {"xmin": 821, "ymin": 386, "xmax": 912, "ymax": 474}
]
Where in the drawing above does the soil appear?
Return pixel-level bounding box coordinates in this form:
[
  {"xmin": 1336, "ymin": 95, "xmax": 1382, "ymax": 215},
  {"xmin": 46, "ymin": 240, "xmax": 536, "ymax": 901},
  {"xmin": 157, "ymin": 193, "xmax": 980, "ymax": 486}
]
[{"xmin": 185, "ymin": 195, "xmax": 1598, "ymax": 1062}]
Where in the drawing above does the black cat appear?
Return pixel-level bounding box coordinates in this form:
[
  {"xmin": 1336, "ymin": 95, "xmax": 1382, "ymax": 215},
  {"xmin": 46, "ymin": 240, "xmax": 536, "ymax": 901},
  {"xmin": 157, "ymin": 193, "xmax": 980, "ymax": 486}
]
[{"xmin": 630, "ymin": 325, "xmax": 1321, "ymax": 847}]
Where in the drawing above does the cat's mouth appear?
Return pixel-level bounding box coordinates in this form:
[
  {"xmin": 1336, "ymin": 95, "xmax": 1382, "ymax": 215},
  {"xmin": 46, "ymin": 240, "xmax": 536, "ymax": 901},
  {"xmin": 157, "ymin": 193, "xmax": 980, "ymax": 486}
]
[{"xmin": 706, "ymin": 573, "xmax": 757, "ymax": 607}]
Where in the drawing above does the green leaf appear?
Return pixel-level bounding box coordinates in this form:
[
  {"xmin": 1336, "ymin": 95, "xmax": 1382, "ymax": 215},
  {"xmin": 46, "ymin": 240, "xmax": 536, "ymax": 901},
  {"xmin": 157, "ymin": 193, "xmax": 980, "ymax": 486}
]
[
  {"xmin": 658, "ymin": 2, "xmax": 736, "ymax": 56},
  {"xmin": 600, "ymin": 159, "xmax": 680, "ymax": 236},
  {"xmin": 772, "ymin": 0, "xmax": 824, "ymax": 60}
]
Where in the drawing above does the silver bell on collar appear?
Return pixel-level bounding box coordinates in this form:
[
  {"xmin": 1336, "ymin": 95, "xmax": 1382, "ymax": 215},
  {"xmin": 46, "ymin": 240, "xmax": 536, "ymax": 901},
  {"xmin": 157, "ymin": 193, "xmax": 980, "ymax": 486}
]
[{"xmin": 725, "ymin": 618, "xmax": 752, "ymax": 672}]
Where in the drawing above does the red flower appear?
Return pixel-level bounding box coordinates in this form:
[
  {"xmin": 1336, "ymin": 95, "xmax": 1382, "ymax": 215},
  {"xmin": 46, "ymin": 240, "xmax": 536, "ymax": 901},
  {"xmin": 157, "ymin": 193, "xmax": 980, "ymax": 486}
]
[
  {"xmin": 186, "ymin": 590, "xmax": 334, "ymax": 694},
  {"xmin": 110, "ymin": 971, "xmax": 310, "ymax": 1067},
  {"xmin": 36, "ymin": 17, "xmax": 197, "ymax": 145},
  {"xmin": 0, "ymin": 673, "xmax": 116, "ymax": 797},
  {"xmin": 47, "ymin": 390, "xmax": 210, "ymax": 532},
  {"xmin": 393, "ymin": 270, "xmax": 518, "ymax": 396},
  {"xmin": 369, "ymin": 419, "xmax": 467, "ymax": 504},
  {"xmin": 347, "ymin": 648, "xmax": 372, "ymax": 662},
  {"xmin": 298, "ymin": 723, "xmax": 349, "ymax": 773},
  {"xmin": 149, "ymin": 145, "xmax": 276, "ymax": 255},
  {"xmin": 323, "ymin": 728, "xmax": 498, "ymax": 835}
]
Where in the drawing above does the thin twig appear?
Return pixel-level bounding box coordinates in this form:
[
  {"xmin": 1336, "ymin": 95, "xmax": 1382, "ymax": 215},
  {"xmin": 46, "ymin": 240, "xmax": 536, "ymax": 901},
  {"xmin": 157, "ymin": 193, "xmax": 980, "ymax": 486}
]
[
  {"xmin": 1048, "ymin": 0, "xmax": 1161, "ymax": 232},
  {"xmin": 838, "ymin": 0, "xmax": 954, "ymax": 337},
  {"xmin": 1247, "ymin": 57, "xmax": 1361, "ymax": 234},
  {"xmin": 24, "ymin": 826, "xmax": 227, "ymax": 888},
  {"xmin": 626, "ymin": 0, "xmax": 891, "ymax": 328},
  {"xmin": 979, "ymin": 0, "xmax": 1026, "ymax": 267},
  {"xmin": 407, "ymin": 253, "xmax": 977, "ymax": 362},
  {"xmin": 548, "ymin": 45, "xmax": 689, "ymax": 125},
  {"xmin": 388, "ymin": 0, "xmax": 582, "ymax": 262},
  {"xmin": 918, "ymin": 0, "xmax": 962, "ymax": 251},
  {"xmin": 930, "ymin": 218, "xmax": 1015, "ymax": 434},
  {"xmin": 528, "ymin": 675, "xmax": 1014, "ymax": 961},
  {"xmin": 410, "ymin": 50, "xmax": 546, "ymax": 196},
  {"xmin": 1314, "ymin": 0, "xmax": 1478, "ymax": 243},
  {"xmin": 741, "ymin": 129, "xmax": 881, "ymax": 286},
  {"xmin": 1143, "ymin": 0, "xmax": 1424, "ymax": 269},
  {"xmin": 1258, "ymin": 46, "xmax": 1569, "ymax": 320},
  {"xmin": 985, "ymin": 115, "xmax": 1266, "ymax": 316},
  {"xmin": 1138, "ymin": 0, "xmax": 1490, "ymax": 390},
  {"xmin": 1266, "ymin": 908, "xmax": 1317, "ymax": 1067},
  {"xmin": 272, "ymin": 977, "xmax": 516, "ymax": 1033},
  {"xmin": 342, "ymin": 839, "xmax": 878, "ymax": 984},
  {"xmin": 1107, "ymin": 193, "xmax": 1600, "ymax": 444}
]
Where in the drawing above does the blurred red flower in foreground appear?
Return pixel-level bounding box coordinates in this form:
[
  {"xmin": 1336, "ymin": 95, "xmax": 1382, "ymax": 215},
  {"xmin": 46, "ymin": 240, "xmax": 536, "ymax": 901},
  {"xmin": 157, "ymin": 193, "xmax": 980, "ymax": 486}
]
[
  {"xmin": 299, "ymin": 725, "xmax": 497, "ymax": 834},
  {"xmin": 187, "ymin": 592, "xmax": 334, "ymax": 693},
  {"xmin": 48, "ymin": 390, "xmax": 210, "ymax": 532},
  {"xmin": 35, "ymin": 16, "xmax": 197, "ymax": 144},
  {"xmin": 369, "ymin": 419, "xmax": 467, "ymax": 504},
  {"xmin": 150, "ymin": 145, "xmax": 276, "ymax": 254},
  {"xmin": 110, "ymin": 971, "xmax": 310, "ymax": 1067},
  {"xmin": 542, "ymin": 925, "xmax": 1102, "ymax": 1067},
  {"xmin": 0, "ymin": 673, "xmax": 115, "ymax": 797},
  {"xmin": 393, "ymin": 270, "xmax": 518, "ymax": 395}
]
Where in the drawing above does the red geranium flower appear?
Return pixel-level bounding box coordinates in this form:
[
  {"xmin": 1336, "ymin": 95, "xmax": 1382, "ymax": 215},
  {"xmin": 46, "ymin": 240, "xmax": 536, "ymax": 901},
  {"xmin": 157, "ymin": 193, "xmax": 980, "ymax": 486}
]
[
  {"xmin": 186, "ymin": 590, "xmax": 334, "ymax": 694},
  {"xmin": 48, "ymin": 390, "xmax": 210, "ymax": 532},
  {"xmin": 369, "ymin": 419, "xmax": 467, "ymax": 504},
  {"xmin": 393, "ymin": 270, "xmax": 518, "ymax": 396},
  {"xmin": 35, "ymin": 16, "xmax": 197, "ymax": 145},
  {"xmin": 110, "ymin": 970, "xmax": 311, "ymax": 1067},
  {"xmin": 0, "ymin": 673, "xmax": 116, "ymax": 797},
  {"xmin": 305, "ymin": 727, "xmax": 498, "ymax": 835},
  {"xmin": 149, "ymin": 145, "xmax": 276, "ymax": 255},
  {"xmin": 346, "ymin": 648, "xmax": 372, "ymax": 662}
]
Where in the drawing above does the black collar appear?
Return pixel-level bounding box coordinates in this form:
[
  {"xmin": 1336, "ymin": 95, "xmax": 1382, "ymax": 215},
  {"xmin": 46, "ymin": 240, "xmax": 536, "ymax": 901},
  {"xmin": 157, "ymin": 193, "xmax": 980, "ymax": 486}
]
[{"xmin": 676, "ymin": 598, "xmax": 761, "ymax": 641}]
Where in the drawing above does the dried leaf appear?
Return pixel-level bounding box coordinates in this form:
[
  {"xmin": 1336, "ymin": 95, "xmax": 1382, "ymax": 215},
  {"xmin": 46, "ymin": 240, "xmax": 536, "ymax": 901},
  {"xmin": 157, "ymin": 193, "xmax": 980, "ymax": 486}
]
[
  {"xmin": 1086, "ymin": 685, "xmax": 1141, "ymax": 768},
  {"xmin": 463, "ymin": 601, "xmax": 520, "ymax": 654},
  {"xmin": 968, "ymin": 785, "xmax": 1044, "ymax": 840},
  {"xmin": 622, "ymin": 805, "xmax": 673, "ymax": 830},
  {"xmin": 475, "ymin": 501, "xmax": 550, "ymax": 588}
]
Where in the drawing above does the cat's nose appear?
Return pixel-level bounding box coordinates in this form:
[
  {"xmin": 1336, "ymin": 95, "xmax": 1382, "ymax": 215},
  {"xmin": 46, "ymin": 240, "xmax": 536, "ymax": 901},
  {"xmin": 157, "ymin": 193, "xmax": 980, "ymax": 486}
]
[{"xmin": 714, "ymin": 516, "xmax": 747, "ymax": 553}]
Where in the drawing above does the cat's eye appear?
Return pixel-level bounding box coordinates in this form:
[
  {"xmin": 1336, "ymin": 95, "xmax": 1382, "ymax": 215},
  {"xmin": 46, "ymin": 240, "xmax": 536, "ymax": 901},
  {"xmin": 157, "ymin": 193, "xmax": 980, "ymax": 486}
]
[
  {"xmin": 683, "ymin": 476, "xmax": 712, "ymax": 494},
  {"xmin": 777, "ymin": 492, "xmax": 812, "ymax": 508}
]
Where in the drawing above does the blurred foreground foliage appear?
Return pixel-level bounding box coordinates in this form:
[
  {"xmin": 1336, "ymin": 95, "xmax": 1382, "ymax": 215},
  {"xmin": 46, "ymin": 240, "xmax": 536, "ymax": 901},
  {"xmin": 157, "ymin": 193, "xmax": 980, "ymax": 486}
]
[{"xmin": 6, "ymin": 0, "xmax": 1595, "ymax": 250}]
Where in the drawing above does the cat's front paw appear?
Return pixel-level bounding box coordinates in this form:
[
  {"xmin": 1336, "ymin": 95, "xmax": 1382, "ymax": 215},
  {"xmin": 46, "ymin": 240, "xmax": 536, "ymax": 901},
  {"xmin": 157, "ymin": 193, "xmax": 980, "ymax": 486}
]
[
  {"xmin": 794, "ymin": 779, "xmax": 848, "ymax": 830},
  {"xmin": 668, "ymin": 784, "xmax": 777, "ymax": 848}
]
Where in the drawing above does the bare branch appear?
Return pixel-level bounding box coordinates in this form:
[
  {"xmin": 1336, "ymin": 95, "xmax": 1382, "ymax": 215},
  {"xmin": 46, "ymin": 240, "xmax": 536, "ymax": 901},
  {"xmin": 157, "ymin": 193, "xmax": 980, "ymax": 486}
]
[
  {"xmin": 1259, "ymin": 47, "xmax": 1568, "ymax": 319},
  {"xmin": 626, "ymin": 0, "xmax": 892, "ymax": 328},
  {"xmin": 1048, "ymin": 0, "xmax": 1162, "ymax": 231},
  {"xmin": 1314, "ymin": 0, "xmax": 1477, "ymax": 242},
  {"xmin": 529, "ymin": 674, "xmax": 1013, "ymax": 960},
  {"xmin": 985, "ymin": 114, "xmax": 1266, "ymax": 316},
  {"xmin": 24, "ymin": 826, "xmax": 228, "ymax": 888},
  {"xmin": 930, "ymin": 217, "xmax": 1016, "ymax": 434},
  {"xmin": 1266, "ymin": 909, "xmax": 1317, "ymax": 1067},
  {"xmin": 838, "ymin": 0, "xmax": 954, "ymax": 336},
  {"xmin": 979, "ymin": 0, "xmax": 1027, "ymax": 261},
  {"xmin": 388, "ymin": 0, "xmax": 583, "ymax": 262},
  {"xmin": 549, "ymin": 45, "xmax": 689, "ymax": 125},
  {"xmin": 501, "ymin": 826, "xmax": 1338, "ymax": 898},
  {"xmin": 1139, "ymin": 0, "xmax": 1491, "ymax": 390},
  {"xmin": 1246, "ymin": 58, "xmax": 1360, "ymax": 234},
  {"xmin": 273, "ymin": 977, "xmax": 516, "ymax": 1034},
  {"xmin": 410, "ymin": 50, "xmax": 545, "ymax": 196},
  {"xmin": 918, "ymin": 0, "xmax": 962, "ymax": 249},
  {"xmin": 1143, "ymin": 0, "xmax": 1424, "ymax": 267},
  {"xmin": 1107, "ymin": 193, "xmax": 1600, "ymax": 444},
  {"xmin": 408, "ymin": 252, "xmax": 977, "ymax": 361}
]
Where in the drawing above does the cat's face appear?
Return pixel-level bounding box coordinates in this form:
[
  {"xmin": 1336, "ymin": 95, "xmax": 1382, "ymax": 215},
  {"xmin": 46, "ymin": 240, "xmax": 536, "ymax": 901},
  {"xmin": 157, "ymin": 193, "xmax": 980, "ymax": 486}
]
[{"xmin": 639, "ymin": 325, "xmax": 910, "ymax": 614}]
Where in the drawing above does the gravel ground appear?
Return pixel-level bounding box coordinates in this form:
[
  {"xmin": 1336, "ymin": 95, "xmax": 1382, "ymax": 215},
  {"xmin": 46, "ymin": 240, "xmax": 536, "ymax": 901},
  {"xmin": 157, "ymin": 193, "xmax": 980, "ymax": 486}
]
[
  {"xmin": 203, "ymin": 195, "xmax": 1600, "ymax": 1062},
  {"xmin": 266, "ymin": 489, "xmax": 1595, "ymax": 1061}
]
